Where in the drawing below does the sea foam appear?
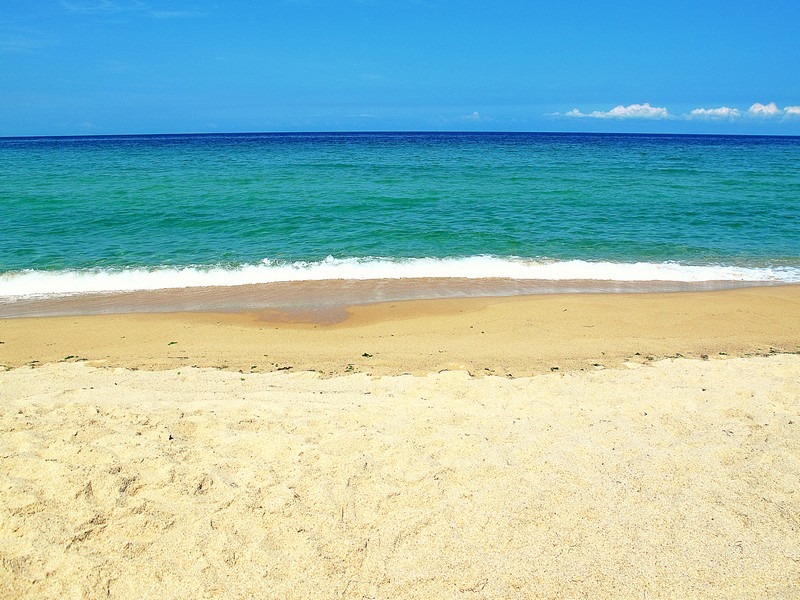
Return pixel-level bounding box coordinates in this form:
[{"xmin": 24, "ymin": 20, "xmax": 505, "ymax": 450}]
[{"xmin": 2, "ymin": 256, "xmax": 799, "ymax": 300}]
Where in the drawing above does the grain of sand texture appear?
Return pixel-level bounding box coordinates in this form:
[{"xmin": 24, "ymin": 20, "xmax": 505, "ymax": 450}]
[{"xmin": 1, "ymin": 286, "xmax": 799, "ymax": 598}]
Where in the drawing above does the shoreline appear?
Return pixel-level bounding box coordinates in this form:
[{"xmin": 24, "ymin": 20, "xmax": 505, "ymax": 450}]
[
  {"xmin": 0, "ymin": 277, "xmax": 790, "ymax": 320},
  {"xmin": 2, "ymin": 285, "xmax": 798, "ymax": 375}
]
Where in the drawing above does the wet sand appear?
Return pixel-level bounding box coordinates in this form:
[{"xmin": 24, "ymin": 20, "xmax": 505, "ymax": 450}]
[{"xmin": 1, "ymin": 285, "xmax": 799, "ymax": 375}]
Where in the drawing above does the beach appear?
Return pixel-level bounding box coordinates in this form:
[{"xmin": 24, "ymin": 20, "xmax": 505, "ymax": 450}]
[
  {"xmin": 1, "ymin": 285, "xmax": 799, "ymax": 598},
  {"xmin": 4, "ymin": 0, "xmax": 800, "ymax": 595}
]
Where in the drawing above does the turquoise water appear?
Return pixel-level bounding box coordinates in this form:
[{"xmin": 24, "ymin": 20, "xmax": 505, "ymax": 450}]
[{"xmin": 1, "ymin": 132, "xmax": 799, "ymax": 298}]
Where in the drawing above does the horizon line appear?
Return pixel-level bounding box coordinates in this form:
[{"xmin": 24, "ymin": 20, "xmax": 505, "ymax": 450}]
[{"xmin": 4, "ymin": 129, "xmax": 800, "ymax": 141}]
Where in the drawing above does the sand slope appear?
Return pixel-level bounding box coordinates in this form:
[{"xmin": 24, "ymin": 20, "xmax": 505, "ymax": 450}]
[
  {"xmin": 2, "ymin": 356, "xmax": 799, "ymax": 598},
  {"xmin": 2, "ymin": 286, "xmax": 800, "ymax": 377}
]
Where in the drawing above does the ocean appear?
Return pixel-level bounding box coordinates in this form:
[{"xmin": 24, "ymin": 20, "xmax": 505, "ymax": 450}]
[{"xmin": 1, "ymin": 132, "xmax": 799, "ymax": 316}]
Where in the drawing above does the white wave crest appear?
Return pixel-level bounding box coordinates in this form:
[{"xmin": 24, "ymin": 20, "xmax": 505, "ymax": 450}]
[{"xmin": 2, "ymin": 255, "xmax": 799, "ymax": 299}]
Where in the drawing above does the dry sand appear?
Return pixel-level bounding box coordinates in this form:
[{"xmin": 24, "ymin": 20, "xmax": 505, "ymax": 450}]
[{"xmin": 1, "ymin": 286, "xmax": 799, "ymax": 598}]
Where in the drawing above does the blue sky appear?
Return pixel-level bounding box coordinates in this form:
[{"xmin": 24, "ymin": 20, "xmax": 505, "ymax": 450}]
[{"xmin": 2, "ymin": 0, "xmax": 799, "ymax": 136}]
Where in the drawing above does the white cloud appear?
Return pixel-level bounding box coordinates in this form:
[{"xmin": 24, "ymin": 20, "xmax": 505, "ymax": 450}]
[
  {"xmin": 746, "ymin": 102, "xmax": 800, "ymax": 119},
  {"xmin": 60, "ymin": 0, "xmax": 146, "ymax": 13},
  {"xmin": 554, "ymin": 102, "xmax": 800, "ymax": 123},
  {"xmin": 564, "ymin": 103, "xmax": 669, "ymax": 119},
  {"xmin": 457, "ymin": 111, "xmax": 489, "ymax": 123},
  {"xmin": 748, "ymin": 102, "xmax": 781, "ymax": 117},
  {"xmin": 150, "ymin": 9, "xmax": 209, "ymax": 19},
  {"xmin": 61, "ymin": 1, "xmax": 204, "ymax": 18},
  {"xmin": 605, "ymin": 103, "xmax": 669, "ymax": 119},
  {"xmin": 0, "ymin": 28, "xmax": 57, "ymax": 54},
  {"xmin": 688, "ymin": 106, "xmax": 741, "ymax": 120}
]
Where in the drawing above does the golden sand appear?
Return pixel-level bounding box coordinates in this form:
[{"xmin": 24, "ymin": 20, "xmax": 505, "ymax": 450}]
[{"xmin": 1, "ymin": 286, "xmax": 799, "ymax": 598}]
